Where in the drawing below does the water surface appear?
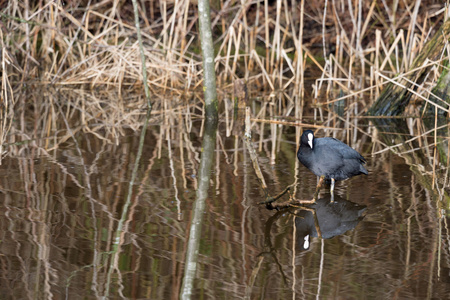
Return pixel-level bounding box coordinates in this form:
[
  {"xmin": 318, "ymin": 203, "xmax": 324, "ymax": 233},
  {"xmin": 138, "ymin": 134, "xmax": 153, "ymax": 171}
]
[{"xmin": 0, "ymin": 113, "xmax": 448, "ymax": 299}]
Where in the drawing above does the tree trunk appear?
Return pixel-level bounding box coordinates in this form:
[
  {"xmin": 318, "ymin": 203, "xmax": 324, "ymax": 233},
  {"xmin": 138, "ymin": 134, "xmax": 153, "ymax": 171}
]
[{"xmin": 368, "ymin": 20, "xmax": 450, "ymax": 116}]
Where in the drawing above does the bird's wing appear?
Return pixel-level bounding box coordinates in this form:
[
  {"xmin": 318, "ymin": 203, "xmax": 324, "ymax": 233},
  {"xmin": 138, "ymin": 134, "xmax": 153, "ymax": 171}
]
[{"xmin": 318, "ymin": 137, "xmax": 366, "ymax": 163}]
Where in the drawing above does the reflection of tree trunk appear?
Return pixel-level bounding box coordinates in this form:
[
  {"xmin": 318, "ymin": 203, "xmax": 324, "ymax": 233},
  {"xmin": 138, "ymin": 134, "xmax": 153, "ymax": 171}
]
[
  {"xmin": 368, "ymin": 20, "xmax": 450, "ymax": 116},
  {"xmin": 371, "ymin": 118, "xmax": 449, "ymax": 200},
  {"xmin": 423, "ymin": 69, "xmax": 450, "ymax": 116},
  {"xmin": 180, "ymin": 118, "xmax": 218, "ymax": 299},
  {"xmin": 372, "ymin": 118, "xmax": 427, "ymax": 163},
  {"xmin": 422, "ymin": 117, "xmax": 449, "ymax": 167}
]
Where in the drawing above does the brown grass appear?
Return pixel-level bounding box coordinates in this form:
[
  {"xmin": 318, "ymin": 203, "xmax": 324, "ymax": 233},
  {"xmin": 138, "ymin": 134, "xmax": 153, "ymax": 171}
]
[{"xmin": 0, "ymin": 0, "xmax": 447, "ymax": 142}]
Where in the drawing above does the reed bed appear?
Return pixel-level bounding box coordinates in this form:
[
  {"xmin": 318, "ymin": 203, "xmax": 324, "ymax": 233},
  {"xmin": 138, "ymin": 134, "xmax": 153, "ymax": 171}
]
[
  {"xmin": 0, "ymin": 1, "xmax": 447, "ymax": 144},
  {"xmin": 1, "ymin": 1, "xmax": 446, "ymax": 96}
]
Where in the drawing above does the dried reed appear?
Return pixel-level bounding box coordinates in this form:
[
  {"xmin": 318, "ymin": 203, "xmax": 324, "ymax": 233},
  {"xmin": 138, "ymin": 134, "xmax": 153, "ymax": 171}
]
[{"xmin": 0, "ymin": 0, "xmax": 447, "ymax": 146}]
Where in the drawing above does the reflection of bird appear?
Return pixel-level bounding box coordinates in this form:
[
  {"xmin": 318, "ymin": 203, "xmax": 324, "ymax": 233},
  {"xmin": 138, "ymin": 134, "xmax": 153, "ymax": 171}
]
[
  {"xmin": 297, "ymin": 130, "xmax": 368, "ymax": 199},
  {"xmin": 295, "ymin": 195, "xmax": 366, "ymax": 250}
]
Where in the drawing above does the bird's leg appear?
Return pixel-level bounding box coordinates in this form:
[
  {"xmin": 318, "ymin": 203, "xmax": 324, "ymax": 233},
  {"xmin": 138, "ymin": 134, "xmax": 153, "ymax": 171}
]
[
  {"xmin": 330, "ymin": 178, "xmax": 335, "ymax": 202},
  {"xmin": 312, "ymin": 175, "xmax": 325, "ymax": 202}
]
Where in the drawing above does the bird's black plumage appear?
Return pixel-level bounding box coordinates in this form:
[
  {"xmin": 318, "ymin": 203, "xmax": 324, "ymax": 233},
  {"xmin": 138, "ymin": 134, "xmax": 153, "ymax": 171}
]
[{"xmin": 297, "ymin": 130, "xmax": 368, "ymax": 184}]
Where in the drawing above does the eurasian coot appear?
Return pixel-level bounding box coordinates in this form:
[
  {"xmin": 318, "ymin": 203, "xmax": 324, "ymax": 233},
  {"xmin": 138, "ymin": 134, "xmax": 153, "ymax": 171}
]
[{"xmin": 297, "ymin": 130, "xmax": 368, "ymax": 199}]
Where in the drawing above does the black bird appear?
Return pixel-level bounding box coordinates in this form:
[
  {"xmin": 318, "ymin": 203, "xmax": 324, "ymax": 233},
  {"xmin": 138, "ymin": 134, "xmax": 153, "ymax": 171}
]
[{"xmin": 297, "ymin": 130, "xmax": 368, "ymax": 200}]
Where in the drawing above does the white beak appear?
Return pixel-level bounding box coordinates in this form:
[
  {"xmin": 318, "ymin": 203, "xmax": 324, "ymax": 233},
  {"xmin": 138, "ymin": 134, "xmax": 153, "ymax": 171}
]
[{"xmin": 307, "ymin": 133, "xmax": 313, "ymax": 149}]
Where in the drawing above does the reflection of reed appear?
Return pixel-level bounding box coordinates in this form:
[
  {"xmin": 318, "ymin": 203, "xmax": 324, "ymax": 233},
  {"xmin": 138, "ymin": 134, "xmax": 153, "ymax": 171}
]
[
  {"xmin": 0, "ymin": 100, "xmax": 448, "ymax": 298},
  {"xmin": 104, "ymin": 110, "xmax": 152, "ymax": 298}
]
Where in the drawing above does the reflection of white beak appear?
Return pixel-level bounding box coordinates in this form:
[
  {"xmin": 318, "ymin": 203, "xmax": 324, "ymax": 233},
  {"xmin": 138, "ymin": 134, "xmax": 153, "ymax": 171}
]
[
  {"xmin": 303, "ymin": 235, "xmax": 310, "ymax": 249},
  {"xmin": 307, "ymin": 133, "xmax": 313, "ymax": 149}
]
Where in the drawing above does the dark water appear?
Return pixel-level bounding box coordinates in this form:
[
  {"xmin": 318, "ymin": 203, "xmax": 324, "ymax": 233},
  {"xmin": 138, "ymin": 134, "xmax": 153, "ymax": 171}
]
[{"xmin": 0, "ymin": 116, "xmax": 449, "ymax": 299}]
